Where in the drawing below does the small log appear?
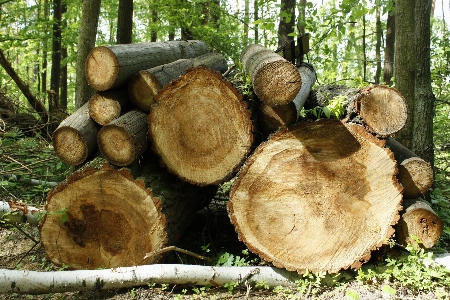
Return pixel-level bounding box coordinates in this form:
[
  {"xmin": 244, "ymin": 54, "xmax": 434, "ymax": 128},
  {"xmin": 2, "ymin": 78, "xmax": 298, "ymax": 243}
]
[
  {"xmin": 241, "ymin": 44, "xmax": 302, "ymax": 106},
  {"xmin": 128, "ymin": 52, "xmax": 228, "ymax": 112},
  {"xmin": 395, "ymin": 198, "xmax": 443, "ymax": 248},
  {"xmin": 52, "ymin": 102, "xmax": 99, "ymax": 166},
  {"xmin": 0, "ymin": 200, "xmax": 42, "ymax": 226},
  {"xmin": 88, "ymin": 88, "xmax": 131, "ymax": 125},
  {"xmin": 228, "ymin": 119, "xmax": 403, "ymax": 274},
  {"xmin": 386, "ymin": 137, "xmax": 434, "ymax": 198},
  {"xmin": 149, "ymin": 67, "xmax": 253, "ymax": 186},
  {"xmin": 39, "ymin": 156, "xmax": 215, "ymax": 269},
  {"xmin": 309, "ymin": 85, "xmax": 407, "ymax": 137},
  {"xmin": 97, "ymin": 110, "xmax": 148, "ymax": 166},
  {"xmin": 85, "ymin": 40, "xmax": 210, "ymax": 91},
  {"xmin": 258, "ymin": 63, "xmax": 316, "ymax": 135}
]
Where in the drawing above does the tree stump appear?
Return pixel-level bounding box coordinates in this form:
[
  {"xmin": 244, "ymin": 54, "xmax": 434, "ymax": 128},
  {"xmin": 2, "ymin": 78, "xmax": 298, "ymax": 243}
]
[
  {"xmin": 39, "ymin": 155, "xmax": 215, "ymax": 269},
  {"xmin": 52, "ymin": 102, "xmax": 99, "ymax": 166},
  {"xmin": 227, "ymin": 119, "xmax": 403, "ymax": 274},
  {"xmin": 97, "ymin": 110, "xmax": 148, "ymax": 166},
  {"xmin": 128, "ymin": 52, "xmax": 228, "ymax": 112},
  {"xmin": 88, "ymin": 88, "xmax": 131, "ymax": 125},
  {"xmin": 149, "ymin": 67, "xmax": 253, "ymax": 186},
  {"xmin": 241, "ymin": 44, "xmax": 302, "ymax": 106},
  {"xmin": 85, "ymin": 40, "xmax": 210, "ymax": 91}
]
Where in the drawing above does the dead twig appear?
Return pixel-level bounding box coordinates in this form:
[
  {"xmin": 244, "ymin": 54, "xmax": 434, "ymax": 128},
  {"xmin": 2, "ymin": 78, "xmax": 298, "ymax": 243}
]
[{"xmin": 144, "ymin": 246, "xmax": 213, "ymax": 262}]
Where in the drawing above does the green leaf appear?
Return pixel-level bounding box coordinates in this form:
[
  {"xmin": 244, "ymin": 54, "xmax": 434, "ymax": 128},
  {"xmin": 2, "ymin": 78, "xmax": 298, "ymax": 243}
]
[{"xmin": 381, "ymin": 285, "xmax": 396, "ymax": 296}]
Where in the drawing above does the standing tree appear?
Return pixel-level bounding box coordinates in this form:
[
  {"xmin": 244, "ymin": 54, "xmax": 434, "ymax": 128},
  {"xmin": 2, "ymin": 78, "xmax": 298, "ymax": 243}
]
[
  {"xmin": 116, "ymin": 0, "xmax": 133, "ymax": 44},
  {"xmin": 74, "ymin": 0, "xmax": 101, "ymax": 109},
  {"xmin": 50, "ymin": 0, "xmax": 62, "ymax": 111},
  {"xmin": 278, "ymin": 0, "xmax": 296, "ymax": 48},
  {"xmin": 383, "ymin": 1, "xmax": 395, "ymax": 85}
]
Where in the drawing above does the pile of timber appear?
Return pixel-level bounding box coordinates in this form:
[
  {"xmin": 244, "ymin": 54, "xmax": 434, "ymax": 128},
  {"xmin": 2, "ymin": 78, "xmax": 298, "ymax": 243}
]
[{"xmin": 44, "ymin": 41, "xmax": 442, "ymax": 273}]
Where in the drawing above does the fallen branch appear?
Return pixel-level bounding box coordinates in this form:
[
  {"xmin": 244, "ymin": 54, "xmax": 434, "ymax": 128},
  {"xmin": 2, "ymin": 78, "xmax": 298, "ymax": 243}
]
[
  {"xmin": 0, "ymin": 200, "xmax": 43, "ymax": 226},
  {"xmin": 0, "ymin": 264, "xmax": 303, "ymax": 294}
]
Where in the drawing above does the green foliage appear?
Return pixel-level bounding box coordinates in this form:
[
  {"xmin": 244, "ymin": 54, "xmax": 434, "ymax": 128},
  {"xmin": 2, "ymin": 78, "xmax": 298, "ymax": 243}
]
[{"xmin": 300, "ymin": 95, "xmax": 346, "ymax": 119}]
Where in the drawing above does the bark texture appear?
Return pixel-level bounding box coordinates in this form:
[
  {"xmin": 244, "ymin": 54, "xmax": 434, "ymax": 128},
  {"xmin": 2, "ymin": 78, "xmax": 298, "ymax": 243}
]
[
  {"xmin": 52, "ymin": 102, "xmax": 99, "ymax": 166},
  {"xmin": 241, "ymin": 44, "xmax": 301, "ymax": 106},
  {"xmin": 88, "ymin": 88, "xmax": 131, "ymax": 125},
  {"xmin": 97, "ymin": 110, "xmax": 148, "ymax": 166},
  {"xmin": 395, "ymin": 198, "xmax": 443, "ymax": 248},
  {"xmin": 128, "ymin": 52, "xmax": 228, "ymax": 112},
  {"xmin": 149, "ymin": 67, "xmax": 253, "ymax": 186},
  {"xmin": 39, "ymin": 156, "xmax": 214, "ymax": 269},
  {"xmin": 85, "ymin": 40, "xmax": 210, "ymax": 91},
  {"xmin": 228, "ymin": 119, "xmax": 403, "ymax": 274}
]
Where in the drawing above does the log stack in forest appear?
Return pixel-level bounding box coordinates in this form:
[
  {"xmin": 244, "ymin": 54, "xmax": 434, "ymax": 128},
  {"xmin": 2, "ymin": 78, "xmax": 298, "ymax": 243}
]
[{"xmin": 44, "ymin": 41, "xmax": 442, "ymax": 273}]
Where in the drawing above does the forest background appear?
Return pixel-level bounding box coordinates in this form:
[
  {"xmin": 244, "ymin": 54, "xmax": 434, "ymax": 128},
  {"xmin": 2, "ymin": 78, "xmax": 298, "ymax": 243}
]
[{"xmin": 0, "ymin": 0, "xmax": 450, "ymax": 296}]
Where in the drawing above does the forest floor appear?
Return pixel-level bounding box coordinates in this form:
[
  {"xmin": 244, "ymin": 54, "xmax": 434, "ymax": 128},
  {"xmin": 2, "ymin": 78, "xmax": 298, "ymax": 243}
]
[{"xmin": 0, "ymin": 200, "xmax": 446, "ymax": 300}]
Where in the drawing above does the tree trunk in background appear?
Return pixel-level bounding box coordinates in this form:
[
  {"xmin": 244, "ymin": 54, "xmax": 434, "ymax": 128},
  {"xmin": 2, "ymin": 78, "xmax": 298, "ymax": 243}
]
[
  {"xmin": 362, "ymin": 15, "xmax": 367, "ymax": 82},
  {"xmin": 60, "ymin": 1, "xmax": 68, "ymax": 110},
  {"xmin": 74, "ymin": 0, "xmax": 101, "ymax": 109},
  {"xmin": 254, "ymin": 0, "xmax": 259, "ymax": 44},
  {"xmin": 116, "ymin": 0, "xmax": 133, "ymax": 44},
  {"xmin": 151, "ymin": 7, "xmax": 158, "ymax": 42},
  {"xmin": 412, "ymin": 0, "xmax": 435, "ymax": 166},
  {"xmin": 277, "ymin": 0, "xmax": 296, "ymax": 48},
  {"xmin": 394, "ymin": 0, "xmax": 416, "ymax": 149},
  {"xmin": 374, "ymin": 5, "xmax": 381, "ymax": 84},
  {"xmin": 383, "ymin": 11, "xmax": 395, "ymax": 85},
  {"xmin": 40, "ymin": 0, "xmax": 49, "ymax": 97},
  {"xmin": 243, "ymin": 0, "xmax": 249, "ymax": 47},
  {"xmin": 50, "ymin": 0, "xmax": 62, "ymax": 111}
]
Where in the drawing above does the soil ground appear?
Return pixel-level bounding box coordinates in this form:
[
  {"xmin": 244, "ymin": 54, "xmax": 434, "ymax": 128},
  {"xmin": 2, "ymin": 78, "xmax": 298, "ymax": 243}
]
[{"xmin": 0, "ymin": 199, "xmax": 445, "ymax": 300}]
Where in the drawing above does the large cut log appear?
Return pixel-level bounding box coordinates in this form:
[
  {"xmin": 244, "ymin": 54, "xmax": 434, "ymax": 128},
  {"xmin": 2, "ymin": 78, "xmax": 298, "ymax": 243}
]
[
  {"xmin": 128, "ymin": 52, "xmax": 228, "ymax": 112},
  {"xmin": 309, "ymin": 85, "xmax": 407, "ymax": 137},
  {"xmin": 97, "ymin": 109, "xmax": 148, "ymax": 166},
  {"xmin": 149, "ymin": 67, "xmax": 253, "ymax": 186},
  {"xmin": 227, "ymin": 119, "xmax": 403, "ymax": 274},
  {"xmin": 85, "ymin": 40, "xmax": 210, "ymax": 91},
  {"xmin": 386, "ymin": 137, "xmax": 433, "ymax": 198},
  {"xmin": 88, "ymin": 88, "xmax": 131, "ymax": 125},
  {"xmin": 39, "ymin": 156, "xmax": 214, "ymax": 269},
  {"xmin": 395, "ymin": 198, "xmax": 443, "ymax": 248},
  {"xmin": 52, "ymin": 102, "xmax": 100, "ymax": 166},
  {"xmin": 258, "ymin": 63, "xmax": 316, "ymax": 136},
  {"xmin": 241, "ymin": 44, "xmax": 302, "ymax": 106}
]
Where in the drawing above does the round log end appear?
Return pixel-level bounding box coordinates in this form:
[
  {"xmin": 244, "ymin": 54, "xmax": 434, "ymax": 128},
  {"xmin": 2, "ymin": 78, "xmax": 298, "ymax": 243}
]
[
  {"xmin": 85, "ymin": 46, "xmax": 119, "ymax": 91},
  {"xmin": 128, "ymin": 70, "xmax": 162, "ymax": 112},
  {"xmin": 149, "ymin": 67, "xmax": 253, "ymax": 186},
  {"xmin": 253, "ymin": 60, "xmax": 302, "ymax": 106},
  {"xmin": 88, "ymin": 93, "xmax": 122, "ymax": 125},
  {"xmin": 228, "ymin": 120, "xmax": 402, "ymax": 274},
  {"xmin": 52, "ymin": 127, "xmax": 88, "ymax": 166},
  {"xmin": 40, "ymin": 165, "xmax": 167, "ymax": 269},
  {"xmin": 399, "ymin": 157, "xmax": 434, "ymax": 198},
  {"xmin": 357, "ymin": 85, "xmax": 407, "ymax": 137},
  {"xmin": 98, "ymin": 125, "xmax": 136, "ymax": 166}
]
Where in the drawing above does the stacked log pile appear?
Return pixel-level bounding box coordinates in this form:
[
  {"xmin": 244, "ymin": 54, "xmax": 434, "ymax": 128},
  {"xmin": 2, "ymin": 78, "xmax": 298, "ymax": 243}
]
[{"xmin": 43, "ymin": 41, "xmax": 442, "ymax": 273}]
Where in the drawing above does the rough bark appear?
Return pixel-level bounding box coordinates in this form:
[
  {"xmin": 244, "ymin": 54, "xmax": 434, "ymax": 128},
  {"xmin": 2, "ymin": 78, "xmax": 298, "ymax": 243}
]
[
  {"xmin": 241, "ymin": 44, "xmax": 302, "ymax": 106},
  {"xmin": 74, "ymin": 0, "xmax": 101, "ymax": 109},
  {"xmin": 49, "ymin": 0, "xmax": 62, "ymax": 112},
  {"xmin": 258, "ymin": 62, "xmax": 316, "ymax": 136},
  {"xmin": 88, "ymin": 88, "xmax": 131, "ymax": 125},
  {"xmin": 128, "ymin": 52, "xmax": 228, "ymax": 112},
  {"xmin": 309, "ymin": 85, "xmax": 407, "ymax": 138},
  {"xmin": 85, "ymin": 40, "xmax": 210, "ymax": 91},
  {"xmin": 97, "ymin": 110, "xmax": 148, "ymax": 166},
  {"xmin": 149, "ymin": 67, "xmax": 253, "ymax": 186},
  {"xmin": 0, "ymin": 264, "xmax": 303, "ymax": 294},
  {"xmin": 383, "ymin": 12, "xmax": 395, "ymax": 85},
  {"xmin": 228, "ymin": 119, "xmax": 403, "ymax": 274},
  {"xmin": 39, "ymin": 157, "xmax": 215, "ymax": 270},
  {"xmin": 52, "ymin": 102, "xmax": 100, "ymax": 166},
  {"xmin": 116, "ymin": 0, "xmax": 133, "ymax": 44},
  {"xmin": 395, "ymin": 198, "xmax": 443, "ymax": 248},
  {"xmin": 386, "ymin": 137, "xmax": 433, "ymax": 198}
]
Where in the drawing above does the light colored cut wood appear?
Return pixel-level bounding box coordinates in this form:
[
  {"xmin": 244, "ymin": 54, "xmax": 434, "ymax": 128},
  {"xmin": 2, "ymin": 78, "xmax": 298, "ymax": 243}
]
[{"xmin": 88, "ymin": 89, "xmax": 130, "ymax": 125}]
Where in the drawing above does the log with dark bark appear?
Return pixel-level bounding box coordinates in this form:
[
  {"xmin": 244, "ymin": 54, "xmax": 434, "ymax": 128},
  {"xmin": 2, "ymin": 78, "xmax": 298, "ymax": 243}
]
[
  {"xmin": 386, "ymin": 137, "xmax": 434, "ymax": 198},
  {"xmin": 39, "ymin": 155, "xmax": 215, "ymax": 269},
  {"xmin": 85, "ymin": 40, "xmax": 210, "ymax": 91},
  {"xmin": 309, "ymin": 85, "xmax": 407, "ymax": 137},
  {"xmin": 149, "ymin": 67, "xmax": 253, "ymax": 186},
  {"xmin": 88, "ymin": 88, "xmax": 131, "ymax": 125},
  {"xmin": 258, "ymin": 63, "xmax": 316, "ymax": 136},
  {"xmin": 241, "ymin": 44, "xmax": 302, "ymax": 106},
  {"xmin": 227, "ymin": 119, "xmax": 403, "ymax": 274},
  {"xmin": 395, "ymin": 198, "xmax": 443, "ymax": 248},
  {"xmin": 128, "ymin": 52, "xmax": 228, "ymax": 112},
  {"xmin": 97, "ymin": 110, "xmax": 148, "ymax": 166},
  {"xmin": 52, "ymin": 102, "xmax": 100, "ymax": 166}
]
